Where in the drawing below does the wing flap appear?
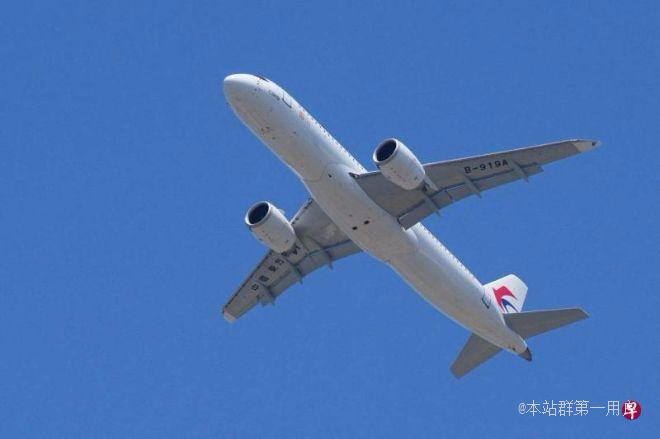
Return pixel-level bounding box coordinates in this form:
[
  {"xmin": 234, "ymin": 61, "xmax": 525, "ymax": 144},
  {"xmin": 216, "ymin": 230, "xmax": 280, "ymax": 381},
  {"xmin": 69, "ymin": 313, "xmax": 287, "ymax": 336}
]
[{"xmin": 399, "ymin": 164, "xmax": 543, "ymax": 228}]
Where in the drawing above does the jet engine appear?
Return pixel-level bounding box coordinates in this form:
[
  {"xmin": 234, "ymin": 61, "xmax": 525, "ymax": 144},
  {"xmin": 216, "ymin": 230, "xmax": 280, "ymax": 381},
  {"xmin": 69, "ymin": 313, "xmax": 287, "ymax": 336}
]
[
  {"xmin": 245, "ymin": 201, "xmax": 296, "ymax": 253},
  {"xmin": 373, "ymin": 138, "xmax": 427, "ymax": 190}
]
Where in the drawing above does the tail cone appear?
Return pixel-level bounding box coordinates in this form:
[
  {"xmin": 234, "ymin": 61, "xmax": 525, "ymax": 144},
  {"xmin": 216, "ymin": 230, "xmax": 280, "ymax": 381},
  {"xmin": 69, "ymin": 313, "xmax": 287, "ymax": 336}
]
[{"xmin": 519, "ymin": 347, "xmax": 532, "ymax": 362}]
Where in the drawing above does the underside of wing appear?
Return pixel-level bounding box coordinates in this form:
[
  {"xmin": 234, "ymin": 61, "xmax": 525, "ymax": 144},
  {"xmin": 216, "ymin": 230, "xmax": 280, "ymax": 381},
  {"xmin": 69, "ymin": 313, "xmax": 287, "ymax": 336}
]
[
  {"xmin": 355, "ymin": 139, "xmax": 600, "ymax": 228},
  {"xmin": 223, "ymin": 199, "xmax": 361, "ymax": 322}
]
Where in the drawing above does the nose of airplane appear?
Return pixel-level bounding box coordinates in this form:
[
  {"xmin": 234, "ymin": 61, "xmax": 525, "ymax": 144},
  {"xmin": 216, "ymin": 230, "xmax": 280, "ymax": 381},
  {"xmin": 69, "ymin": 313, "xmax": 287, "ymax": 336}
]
[{"xmin": 223, "ymin": 74, "xmax": 257, "ymax": 102}]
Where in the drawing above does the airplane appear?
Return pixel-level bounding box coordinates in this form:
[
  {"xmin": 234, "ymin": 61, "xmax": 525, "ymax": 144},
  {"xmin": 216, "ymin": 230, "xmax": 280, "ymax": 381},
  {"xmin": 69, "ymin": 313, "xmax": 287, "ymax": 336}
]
[{"xmin": 222, "ymin": 73, "xmax": 596, "ymax": 378}]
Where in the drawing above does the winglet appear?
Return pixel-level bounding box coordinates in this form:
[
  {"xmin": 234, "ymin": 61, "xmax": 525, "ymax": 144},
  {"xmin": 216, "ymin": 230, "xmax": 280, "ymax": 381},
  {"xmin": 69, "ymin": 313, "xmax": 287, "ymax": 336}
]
[
  {"xmin": 573, "ymin": 139, "xmax": 601, "ymax": 153},
  {"xmin": 223, "ymin": 309, "xmax": 237, "ymax": 323}
]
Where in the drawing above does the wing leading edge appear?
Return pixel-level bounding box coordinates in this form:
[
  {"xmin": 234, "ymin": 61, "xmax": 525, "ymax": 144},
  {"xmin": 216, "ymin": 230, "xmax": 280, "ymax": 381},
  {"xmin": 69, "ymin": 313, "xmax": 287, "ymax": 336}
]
[
  {"xmin": 354, "ymin": 139, "xmax": 600, "ymax": 229},
  {"xmin": 223, "ymin": 199, "xmax": 361, "ymax": 322}
]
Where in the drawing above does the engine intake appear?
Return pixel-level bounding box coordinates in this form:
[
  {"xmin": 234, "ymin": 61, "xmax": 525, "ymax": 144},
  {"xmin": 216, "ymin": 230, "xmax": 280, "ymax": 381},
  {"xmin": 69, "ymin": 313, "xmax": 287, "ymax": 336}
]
[
  {"xmin": 245, "ymin": 201, "xmax": 296, "ymax": 253},
  {"xmin": 373, "ymin": 138, "xmax": 426, "ymax": 190}
]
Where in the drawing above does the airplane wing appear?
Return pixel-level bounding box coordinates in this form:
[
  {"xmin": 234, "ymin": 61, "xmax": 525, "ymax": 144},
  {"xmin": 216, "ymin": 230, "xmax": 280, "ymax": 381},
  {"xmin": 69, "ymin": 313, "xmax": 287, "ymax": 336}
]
[
  {"xmin": 354, "ymin": 139, "xmax": 600, "ymax": 229},
  {"xmin": 223, "ymin": 199, "xmax": 361, "ymax": 322}
]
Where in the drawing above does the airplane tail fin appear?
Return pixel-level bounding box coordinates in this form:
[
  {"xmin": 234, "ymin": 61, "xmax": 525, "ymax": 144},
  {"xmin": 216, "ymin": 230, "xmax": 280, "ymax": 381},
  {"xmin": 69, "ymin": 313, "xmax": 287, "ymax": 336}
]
[
  {"xmin": 483, "ymin": 274, "xmax": 527, "ymax": 314},
  {"xmin": 450, "ymin": 308, "xmax": 589, "ymax": 378}
]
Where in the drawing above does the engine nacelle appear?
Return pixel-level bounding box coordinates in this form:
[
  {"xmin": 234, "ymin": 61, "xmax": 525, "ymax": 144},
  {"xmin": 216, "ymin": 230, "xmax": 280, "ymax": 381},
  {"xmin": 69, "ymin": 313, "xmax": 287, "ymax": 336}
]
[
  {"xmin": 373, "ymin": 138, "xmax": 426, "ymax": 190},
  {"xmin": 245, "ymin": 201, "xmax": 296, "ymax": 253}
]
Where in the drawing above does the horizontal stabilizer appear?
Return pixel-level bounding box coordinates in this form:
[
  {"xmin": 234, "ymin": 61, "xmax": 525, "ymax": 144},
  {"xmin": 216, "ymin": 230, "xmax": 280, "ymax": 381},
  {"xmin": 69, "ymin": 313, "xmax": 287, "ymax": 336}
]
[
  {"xmin": 450, "ymin": 333, "xmax": 501, "ymax": 378},
  {"xmin": 504, "ymin": 308, "xmax": 589, "ymax": 339},
  {"xmin": 451, "ymin": 308, "xmax": 588, "ymax": 378}
]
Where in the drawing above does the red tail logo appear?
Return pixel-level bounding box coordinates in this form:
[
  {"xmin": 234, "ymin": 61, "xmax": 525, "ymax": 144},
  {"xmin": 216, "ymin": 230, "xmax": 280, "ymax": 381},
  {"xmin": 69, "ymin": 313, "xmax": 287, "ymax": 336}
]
[{"xmin": 493, "ymin": 286, "xmax": 518, "ymax": 313}]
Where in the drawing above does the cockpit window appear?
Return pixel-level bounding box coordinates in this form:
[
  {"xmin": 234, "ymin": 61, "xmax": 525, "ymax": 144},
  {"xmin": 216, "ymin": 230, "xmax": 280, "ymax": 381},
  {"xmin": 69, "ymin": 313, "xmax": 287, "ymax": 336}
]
[{"xmin": 256, "ymin": 75, "xmax": 270, "ymax": 82}]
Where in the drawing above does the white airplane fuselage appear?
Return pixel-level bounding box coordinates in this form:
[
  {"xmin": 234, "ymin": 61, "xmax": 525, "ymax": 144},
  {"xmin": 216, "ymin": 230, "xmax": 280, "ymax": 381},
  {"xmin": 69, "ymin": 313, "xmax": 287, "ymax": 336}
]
[{"xmin": 224, "ymin": 74, "xmax": 527, "ymax": 355}]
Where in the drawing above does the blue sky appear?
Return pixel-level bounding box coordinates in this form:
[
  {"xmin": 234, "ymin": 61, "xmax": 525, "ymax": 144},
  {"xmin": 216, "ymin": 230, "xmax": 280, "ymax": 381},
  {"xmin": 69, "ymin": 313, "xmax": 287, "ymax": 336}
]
[{"xmin": 1, "ymin": 1, "xmax": 658, "ymax": 437}]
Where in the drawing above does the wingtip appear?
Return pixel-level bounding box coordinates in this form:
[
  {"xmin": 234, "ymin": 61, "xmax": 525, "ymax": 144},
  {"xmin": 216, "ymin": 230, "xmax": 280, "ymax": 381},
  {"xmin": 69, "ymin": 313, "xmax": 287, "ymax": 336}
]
[
  {"xmin": 573, "ymin": 139, "xmax": 601, "ymax": 153},
  {"xmin": 577, "ymin": 308, "xmax": 590, "ymax": 319},
  {"xmin": 223, "ymin": 309, "xmax": 237, "ymax": 323},
  {"xmin": 449, "ymin": 366, "xmax": 464, "ymax": 379}
]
